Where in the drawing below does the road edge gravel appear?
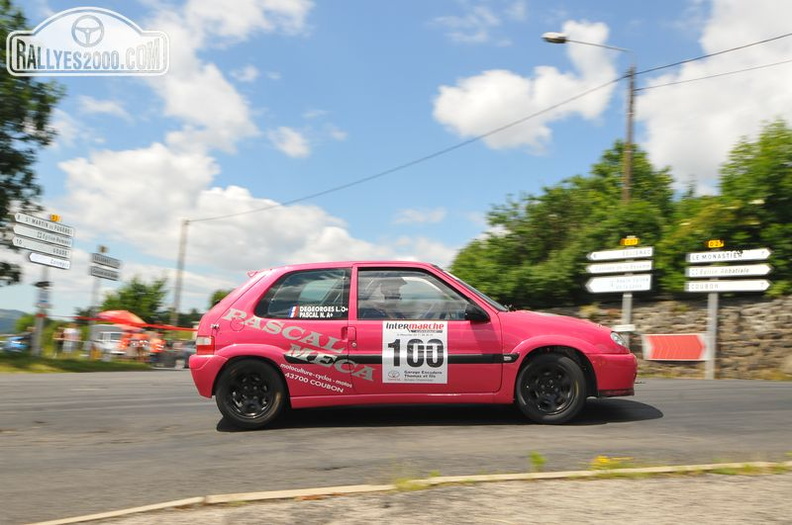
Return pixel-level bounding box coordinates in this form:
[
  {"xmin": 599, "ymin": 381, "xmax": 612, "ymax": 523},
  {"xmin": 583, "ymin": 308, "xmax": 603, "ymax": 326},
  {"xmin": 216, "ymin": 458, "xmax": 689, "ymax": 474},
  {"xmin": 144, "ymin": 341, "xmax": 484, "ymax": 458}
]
[{"xmin": 29, "ymin": 460, "xmax": 792, "ymax": 525}]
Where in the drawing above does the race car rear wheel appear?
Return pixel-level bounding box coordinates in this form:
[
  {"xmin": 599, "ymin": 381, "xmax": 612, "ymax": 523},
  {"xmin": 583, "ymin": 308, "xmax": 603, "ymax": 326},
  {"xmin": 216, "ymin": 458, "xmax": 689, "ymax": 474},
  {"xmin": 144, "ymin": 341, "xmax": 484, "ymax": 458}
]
[
  {"xmin": 516, "ymin": 353, "xmax": 586, "ymax": 424},
  {"xmin": 215, "ymin": 359, "xmax": 286, "ymax": 430}
]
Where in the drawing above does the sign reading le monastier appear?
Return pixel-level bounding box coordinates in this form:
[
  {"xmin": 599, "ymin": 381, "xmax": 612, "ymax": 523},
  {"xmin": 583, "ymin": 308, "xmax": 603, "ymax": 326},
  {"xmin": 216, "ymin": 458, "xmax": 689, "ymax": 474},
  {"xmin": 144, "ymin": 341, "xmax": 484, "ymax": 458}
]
[{"xmin": 686, "ymin": 248, "xmax": 771, "ymax": 264}]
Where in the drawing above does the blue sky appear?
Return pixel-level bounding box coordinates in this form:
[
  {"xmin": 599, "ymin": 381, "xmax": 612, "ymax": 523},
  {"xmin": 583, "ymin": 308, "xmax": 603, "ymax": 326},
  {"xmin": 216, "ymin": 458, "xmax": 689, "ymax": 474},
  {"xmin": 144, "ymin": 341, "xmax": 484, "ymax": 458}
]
[{"xmin": 4, "ymin": 0, "xmax": 792, "ymax": 319}]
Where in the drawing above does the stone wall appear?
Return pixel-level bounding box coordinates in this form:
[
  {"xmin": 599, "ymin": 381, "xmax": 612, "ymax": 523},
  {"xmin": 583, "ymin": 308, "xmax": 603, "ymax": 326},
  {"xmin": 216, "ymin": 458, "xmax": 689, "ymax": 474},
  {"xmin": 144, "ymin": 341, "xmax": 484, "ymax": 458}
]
[{"xmin": 542, "ymin": 295, "xmax": 792, "ymax": 380}]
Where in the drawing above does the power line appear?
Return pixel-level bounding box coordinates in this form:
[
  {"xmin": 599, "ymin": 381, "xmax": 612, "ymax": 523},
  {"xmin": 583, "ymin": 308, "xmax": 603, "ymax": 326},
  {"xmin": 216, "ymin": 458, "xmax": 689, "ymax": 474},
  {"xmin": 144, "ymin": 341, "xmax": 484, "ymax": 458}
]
[
  {"xmin": 190, "ymin": 32, "xmax": 792, "ymax": 225},
  {"xmin": 190, "ymin": 77, "xmax": 621, "ymax": 224},
  {"xmin": 637, "ymin": 31, "xmax": 792, "ymax": 76},
  {"xmin": 637, "ymin": 57, "xmax": 792, "ymax": 92}
]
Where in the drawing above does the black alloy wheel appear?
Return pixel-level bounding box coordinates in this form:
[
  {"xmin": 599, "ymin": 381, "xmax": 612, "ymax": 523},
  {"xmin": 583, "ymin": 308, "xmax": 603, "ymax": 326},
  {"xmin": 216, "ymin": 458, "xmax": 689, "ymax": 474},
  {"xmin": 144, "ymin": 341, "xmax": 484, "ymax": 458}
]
[
  {"xmin": 515, "ymin": 353, "xmax": 586, "ymax": 424},
  {"xmin": 215, "ymin": 359, "xmax": 286, "ymax": 430}
]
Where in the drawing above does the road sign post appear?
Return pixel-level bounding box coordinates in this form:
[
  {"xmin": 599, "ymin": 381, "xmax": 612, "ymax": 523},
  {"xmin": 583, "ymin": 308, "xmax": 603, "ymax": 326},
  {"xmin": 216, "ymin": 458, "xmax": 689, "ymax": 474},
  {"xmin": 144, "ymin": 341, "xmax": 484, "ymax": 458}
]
[
  {"xmin": 13, "ymin": 213, "xmax": 75, "ymax": 356},
  {"xmin": 586, "ymin": 242, "xmax": 654, "ymax": 347},
  {"xmin": 685, "ymin": 245, "xmax": 772, "ymax": 379},
  {"xmin": 86, "ymin": 247, "xmax": 123, "ymax": 355}
]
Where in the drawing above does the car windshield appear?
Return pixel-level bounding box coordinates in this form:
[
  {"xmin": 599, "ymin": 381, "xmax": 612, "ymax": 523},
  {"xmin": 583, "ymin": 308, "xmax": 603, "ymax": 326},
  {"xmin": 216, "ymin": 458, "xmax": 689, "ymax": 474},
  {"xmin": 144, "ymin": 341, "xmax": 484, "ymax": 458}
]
[{"xmin": 440, "ymin": 269, "xmax": 509, "ymax": 312}]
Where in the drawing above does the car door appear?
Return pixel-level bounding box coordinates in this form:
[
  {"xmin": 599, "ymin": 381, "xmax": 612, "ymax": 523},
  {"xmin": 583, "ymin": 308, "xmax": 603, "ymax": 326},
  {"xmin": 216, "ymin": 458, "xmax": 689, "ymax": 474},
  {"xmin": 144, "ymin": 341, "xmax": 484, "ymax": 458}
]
[
  {"xmin": 349, "ymin": 266, "xmax": 503, "ymax": 394},
  {"xmin": 248, "ymin": 267, "xmax": 354, "ymax": 395}
]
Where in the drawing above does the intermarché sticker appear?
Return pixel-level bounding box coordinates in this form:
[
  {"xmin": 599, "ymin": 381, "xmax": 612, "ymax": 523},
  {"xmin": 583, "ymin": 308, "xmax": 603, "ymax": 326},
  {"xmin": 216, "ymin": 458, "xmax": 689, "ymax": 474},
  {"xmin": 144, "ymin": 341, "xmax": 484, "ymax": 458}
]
[{"xmin": 382, "ymin": 321, "xmax": 448, "ymax": 384}]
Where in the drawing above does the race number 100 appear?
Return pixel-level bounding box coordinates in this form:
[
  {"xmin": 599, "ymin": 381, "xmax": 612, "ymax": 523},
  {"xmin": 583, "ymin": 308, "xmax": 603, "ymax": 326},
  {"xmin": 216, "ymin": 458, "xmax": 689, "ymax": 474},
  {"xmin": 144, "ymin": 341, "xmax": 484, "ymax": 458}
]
[
  {"xmin": 382, "ymin": 322, "xmax": 448, "ymax": 384},
  {"xmin": 386, "ymin": 338, "xmax": 444, "ymax": 367}
]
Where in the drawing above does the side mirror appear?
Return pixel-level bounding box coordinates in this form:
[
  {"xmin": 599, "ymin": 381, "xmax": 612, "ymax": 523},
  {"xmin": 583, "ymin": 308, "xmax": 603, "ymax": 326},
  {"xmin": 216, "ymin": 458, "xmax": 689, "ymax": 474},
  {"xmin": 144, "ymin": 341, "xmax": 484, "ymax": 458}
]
[{"xmin": 464, "ymin": 303, "xmax": 490, "ymax": 323}]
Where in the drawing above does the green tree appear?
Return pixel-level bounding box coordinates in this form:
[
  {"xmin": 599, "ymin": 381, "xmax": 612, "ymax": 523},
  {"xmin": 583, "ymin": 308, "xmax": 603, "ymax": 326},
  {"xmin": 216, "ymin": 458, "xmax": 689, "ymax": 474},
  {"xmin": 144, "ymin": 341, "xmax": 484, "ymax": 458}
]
[
  {"xmin": 717, "ymin": 119, "xmax": 792, "ymax": 294},
  {"xmin": 209, "ymin": 289, "xmax": 232, "ymax": 308},
  {"xmin": 100, "ymin": 277, "xmax": 169, "ymax": 324},
  {"xmin": 451, "ymin": 141, "xmax": 674, "ymax": 308},
  {"xmin": 0, "ymin": 0, "xmax": 64, "ymax": 285}
]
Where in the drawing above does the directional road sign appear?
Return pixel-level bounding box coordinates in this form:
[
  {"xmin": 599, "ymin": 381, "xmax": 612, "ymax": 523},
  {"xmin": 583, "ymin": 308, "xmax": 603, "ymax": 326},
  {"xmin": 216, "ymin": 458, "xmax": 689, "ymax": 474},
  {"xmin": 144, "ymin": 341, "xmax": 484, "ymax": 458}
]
[
  {"xmin": 686, "ymin": 264, "xmax": 772, "ymax": 278},
  {"xmin": 587, "ymin": 260, "xmax": 653, "ymax": 274},
  {"xmin": 586, "ymin": 273, "xmax": 652, "ymax": 293},
  {"xmin": 587, "ymin": 246, "xmax": 654, "ymax": 261},
  {"xmin": 684, "ymin": 279, "xmax": 771, "ymax": 293},
  {"xmin": 14, "ymin": 212, "xmax": 75, "ymax": 237},
  {"xmin": 12, "ymin": 236, "xmax": 71, "ymax": 259},
  {"xmin": 29, "ymin": 252, "xmax": 71, "ymax": 270},
  {"xmin": 90, "ymin": 266, "xmax": 120, "ymax": 281},
  {"xmin": 91, "ymin": 252, "xmax": 122, "ymax": 269},
  {"xmin": 686, "ymin": 248, "xmax": 771, "ymax": 264},
  {"xmin": 13, "ymin": 224, "xmax": 73, "ymax": 247}
]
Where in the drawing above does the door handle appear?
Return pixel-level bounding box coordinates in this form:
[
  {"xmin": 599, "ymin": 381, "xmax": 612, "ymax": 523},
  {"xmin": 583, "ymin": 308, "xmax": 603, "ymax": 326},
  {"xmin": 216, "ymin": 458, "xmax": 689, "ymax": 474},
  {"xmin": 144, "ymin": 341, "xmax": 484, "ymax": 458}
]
[{"xmin": 343, "ymin": 326, "xmax": 357, "ymax": 348}]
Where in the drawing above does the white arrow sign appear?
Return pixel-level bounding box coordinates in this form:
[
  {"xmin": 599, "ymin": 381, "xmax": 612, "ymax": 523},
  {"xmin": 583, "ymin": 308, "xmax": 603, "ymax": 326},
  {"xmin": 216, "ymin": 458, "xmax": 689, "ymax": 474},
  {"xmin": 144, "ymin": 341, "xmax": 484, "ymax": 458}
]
[
  {"xmin": 91, "ymin": 253, "xmax": 122, "ymax": 269},
  {"xmin": 587, "ymin": 260, "xmax": 653, "ymax": 274},
  {"xmin": 586, "ymin": 274, "xmax": 652, "ymax": 293},
  {"xmin": 686, "ymin": 248, "xmax": 771, "ymax": 264},
  {"xmin": 12, "ymin": 236, "xmax": 71, "ymax": 259},
  {"xmin": 14, "ymin": 212, "xmax": 75, "ymax": 237},
  {"xmin": 29, "ymin": 252, "xmax": 71, "ymax": 270},
  {"xmin": 90, "ymin": 266, "xmax": 121, "ymax": 281},
  {"xmin": 684, "ymin": 279, "xmax": 771, "ymax": 293},
  {"xmin": 13, "ymin": 223, "xmax": 73, "ymax": 247},
  {"xmin": 686, "ymin": 264, "xmax": 772, "ymax": 278},
  {"xmin": 588, "ymin": 246, "xmax": 654, "ymax": 261}
]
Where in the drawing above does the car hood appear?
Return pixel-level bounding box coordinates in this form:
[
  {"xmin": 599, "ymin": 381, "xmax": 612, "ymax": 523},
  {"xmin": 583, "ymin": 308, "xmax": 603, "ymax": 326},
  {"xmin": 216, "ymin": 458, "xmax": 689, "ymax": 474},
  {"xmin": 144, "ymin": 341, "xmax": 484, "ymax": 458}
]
[{"xmin": 497, "ymin": 309, "xmax": 611, "ymax": 339}]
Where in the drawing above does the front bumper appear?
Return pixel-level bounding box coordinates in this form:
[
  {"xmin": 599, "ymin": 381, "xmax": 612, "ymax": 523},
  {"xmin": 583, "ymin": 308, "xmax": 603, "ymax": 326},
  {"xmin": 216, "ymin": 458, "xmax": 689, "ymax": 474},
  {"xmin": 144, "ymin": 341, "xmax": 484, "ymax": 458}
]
[{"xmin": 590, "ymin": 353, "xmax": 638, "ymax": 396}]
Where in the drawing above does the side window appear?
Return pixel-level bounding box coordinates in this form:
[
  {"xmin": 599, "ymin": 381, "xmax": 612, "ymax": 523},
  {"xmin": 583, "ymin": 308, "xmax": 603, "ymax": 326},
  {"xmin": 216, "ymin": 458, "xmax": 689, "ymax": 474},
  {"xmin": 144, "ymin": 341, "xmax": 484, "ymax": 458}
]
[
  {"xmin": 357, "ymin": 269, "xmax": 471, "ymax": 320},
  {"xmin": 255, "ymin": 269, "xmax": 350, "ymax": 320}
]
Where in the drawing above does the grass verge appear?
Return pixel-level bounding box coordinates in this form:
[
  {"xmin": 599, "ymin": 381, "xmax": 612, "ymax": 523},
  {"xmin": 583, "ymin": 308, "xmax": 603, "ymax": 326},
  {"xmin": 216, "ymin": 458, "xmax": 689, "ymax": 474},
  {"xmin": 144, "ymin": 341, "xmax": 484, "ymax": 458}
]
[{"xmin": 0, "ymin": 353, "xmax": 151, "ymax": 373}]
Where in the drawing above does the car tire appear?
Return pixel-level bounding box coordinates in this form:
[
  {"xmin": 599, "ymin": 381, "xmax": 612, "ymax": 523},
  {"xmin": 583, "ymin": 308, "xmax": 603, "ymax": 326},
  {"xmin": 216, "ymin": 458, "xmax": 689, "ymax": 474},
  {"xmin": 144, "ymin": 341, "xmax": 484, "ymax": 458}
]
[
  {"xmin": 515, "ymin": 353, "xmax": 586, "ymax": 424},
  {"xmin": 215, "ymin": 359, "xmax": 286, "ymax": 430}
]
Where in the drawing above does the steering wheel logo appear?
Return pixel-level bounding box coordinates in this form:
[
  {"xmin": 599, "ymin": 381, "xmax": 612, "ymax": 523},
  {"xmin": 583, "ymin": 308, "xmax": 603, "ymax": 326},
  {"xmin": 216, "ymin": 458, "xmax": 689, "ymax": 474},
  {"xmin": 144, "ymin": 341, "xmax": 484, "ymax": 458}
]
[{"xmin": 71, "ymin": 15, "xmax": 104, "ymax": 47}]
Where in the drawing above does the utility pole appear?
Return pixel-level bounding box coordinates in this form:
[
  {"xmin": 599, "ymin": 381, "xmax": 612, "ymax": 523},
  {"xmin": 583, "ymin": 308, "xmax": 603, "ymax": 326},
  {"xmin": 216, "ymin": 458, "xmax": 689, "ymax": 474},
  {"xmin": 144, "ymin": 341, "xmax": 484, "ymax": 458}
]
[
  {"xmin": 622, "ymin": 64, "xmax": 636, "ymax": 202},
  {"xmin": 171, "ymin": 219, "xmax": 189, "ymax": 326}
]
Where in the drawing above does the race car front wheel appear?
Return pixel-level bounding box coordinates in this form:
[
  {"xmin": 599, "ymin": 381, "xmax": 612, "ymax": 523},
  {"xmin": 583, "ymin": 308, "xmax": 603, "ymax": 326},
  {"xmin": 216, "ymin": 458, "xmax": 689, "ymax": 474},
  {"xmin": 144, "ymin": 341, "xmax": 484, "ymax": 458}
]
[
  {"xmin": 515, "ymin": 353, "xmax": 586, "ymax": 424},
  {"xmin": 215, "ymin": 359, "xmax": 286, "ymax": 430}
]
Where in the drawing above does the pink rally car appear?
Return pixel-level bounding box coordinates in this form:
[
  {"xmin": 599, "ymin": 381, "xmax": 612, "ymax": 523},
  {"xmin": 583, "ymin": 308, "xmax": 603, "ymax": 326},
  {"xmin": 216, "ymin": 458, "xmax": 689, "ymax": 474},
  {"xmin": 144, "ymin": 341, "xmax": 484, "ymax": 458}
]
[{"xmin": 190, "ymin": 261, "xmax": 637, "ymax": 429}]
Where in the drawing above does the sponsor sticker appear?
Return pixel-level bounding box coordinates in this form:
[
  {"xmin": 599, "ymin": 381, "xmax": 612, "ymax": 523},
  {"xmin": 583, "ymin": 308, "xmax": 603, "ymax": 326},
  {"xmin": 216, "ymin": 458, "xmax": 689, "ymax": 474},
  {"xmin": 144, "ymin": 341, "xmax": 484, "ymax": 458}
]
[{"xmin": 382, "ymin": 321, "xmax": 448, "ymax": 384}]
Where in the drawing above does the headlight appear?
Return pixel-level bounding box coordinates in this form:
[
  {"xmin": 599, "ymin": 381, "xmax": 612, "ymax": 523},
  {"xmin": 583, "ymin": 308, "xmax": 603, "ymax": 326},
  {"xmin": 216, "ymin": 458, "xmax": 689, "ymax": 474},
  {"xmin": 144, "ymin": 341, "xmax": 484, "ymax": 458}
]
[{"xmin": 610, "ymin": 331, "xmax": 628, "ymax": 348}]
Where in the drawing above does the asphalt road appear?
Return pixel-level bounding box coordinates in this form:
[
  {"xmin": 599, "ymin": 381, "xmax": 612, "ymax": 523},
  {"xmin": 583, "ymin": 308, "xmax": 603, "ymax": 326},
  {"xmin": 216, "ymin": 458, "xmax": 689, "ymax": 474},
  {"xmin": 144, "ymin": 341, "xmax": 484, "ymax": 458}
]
[{"xmin": 1, "ymin": 372, "xmax": 790, "ymax": 524}]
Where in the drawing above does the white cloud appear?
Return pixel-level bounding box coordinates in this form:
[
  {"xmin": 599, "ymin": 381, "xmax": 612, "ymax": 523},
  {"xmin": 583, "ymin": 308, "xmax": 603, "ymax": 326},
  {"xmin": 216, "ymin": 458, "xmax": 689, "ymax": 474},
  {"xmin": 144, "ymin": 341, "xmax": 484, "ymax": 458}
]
[
  {"xmin": 146, "ymin": 0, "xmax": 314, "ymax": 153},
  {"xmin": 268, "ymin": 126, "xmax": 310, "ymax": 157},
  {"xmin": 78, "ymin": 96, "xmax": 132, "ymax": 121},
  {"xmin": 433, "ymin": 20, "xmax": 617, "ymax": 152},
  {"xmin": 50, "ymin": 142, "xmax": 458, "ymax": 314},
  {"xmin": 48, "ymin": 109, "xmax": 81, "ymax": 149},
  {"xmin": 638, "ymin": 0, "xmax": 792, "ymax": 193},
  {"xmin": 326, "ymin": 124, "xmax": 348, "ymax": 141},
  {"xmin": 57, "ymin": 143, "xmax": 219, "ymax": 252},
  {"xmin": 433, "ymin": 0, "xmax": 527, "ymax": 45},
  {"xmin": 183, "ymin": 0, "xmax": 313, "ymax": 40},
  {"xmin": 231, "ymin": 65, "xmax": 261, "ymax": 83},
  {"xmin": 393, "ymin": 208, "xmax": 447, "ymax": 225}
]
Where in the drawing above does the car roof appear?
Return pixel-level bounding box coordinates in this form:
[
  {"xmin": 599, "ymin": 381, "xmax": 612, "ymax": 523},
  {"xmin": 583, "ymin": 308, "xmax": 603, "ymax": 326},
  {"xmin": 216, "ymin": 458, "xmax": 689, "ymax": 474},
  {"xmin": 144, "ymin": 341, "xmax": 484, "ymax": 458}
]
[{"xmin": 255, "ymin": 260, "xmax": 440, "ymax": 273}]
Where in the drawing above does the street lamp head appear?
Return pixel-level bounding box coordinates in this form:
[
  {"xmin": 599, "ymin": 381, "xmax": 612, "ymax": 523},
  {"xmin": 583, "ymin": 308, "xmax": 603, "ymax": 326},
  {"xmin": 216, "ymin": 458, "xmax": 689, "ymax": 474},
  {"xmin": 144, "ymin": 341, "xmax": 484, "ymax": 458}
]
[{"xmin": 541, "ymin": 32, "xmax": 567, "ymax": 44}]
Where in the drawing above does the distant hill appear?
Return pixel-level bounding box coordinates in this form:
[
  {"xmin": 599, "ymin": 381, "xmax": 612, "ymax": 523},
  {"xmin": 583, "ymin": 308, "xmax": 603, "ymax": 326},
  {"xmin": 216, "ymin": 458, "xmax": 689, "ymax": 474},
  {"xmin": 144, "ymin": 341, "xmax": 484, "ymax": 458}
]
[{"xmin": 0, "ymin": 309, "xmax": 27, "ymax": 333}]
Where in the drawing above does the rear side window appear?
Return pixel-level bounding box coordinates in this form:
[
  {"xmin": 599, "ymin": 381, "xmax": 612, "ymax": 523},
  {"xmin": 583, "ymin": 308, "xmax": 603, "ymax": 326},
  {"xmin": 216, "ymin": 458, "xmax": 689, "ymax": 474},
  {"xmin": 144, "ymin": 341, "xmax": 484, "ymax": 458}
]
[{"xmin": 254, "ymin": 268, "xmax": 350, "ymax": 320}]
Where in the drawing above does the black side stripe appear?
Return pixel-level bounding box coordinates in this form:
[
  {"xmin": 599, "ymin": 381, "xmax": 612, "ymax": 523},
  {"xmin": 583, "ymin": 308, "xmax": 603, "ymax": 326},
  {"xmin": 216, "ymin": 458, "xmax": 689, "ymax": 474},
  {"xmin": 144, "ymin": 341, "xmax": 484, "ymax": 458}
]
[{"xmin": 285, "ymin": 353, "xmax": 518, "ymax": 365}]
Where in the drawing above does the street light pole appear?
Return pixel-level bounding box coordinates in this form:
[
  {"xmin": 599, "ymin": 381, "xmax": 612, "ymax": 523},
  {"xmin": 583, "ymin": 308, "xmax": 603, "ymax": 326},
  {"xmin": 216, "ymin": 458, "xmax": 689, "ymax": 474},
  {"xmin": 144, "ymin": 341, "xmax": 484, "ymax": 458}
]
[
  {"xmin": 542, "ymin": 32, "xmax": 635, "ymax": 202},
  {"xmin": 171, "ymin": 218, "xmax": 189, "ymax": 326}
]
